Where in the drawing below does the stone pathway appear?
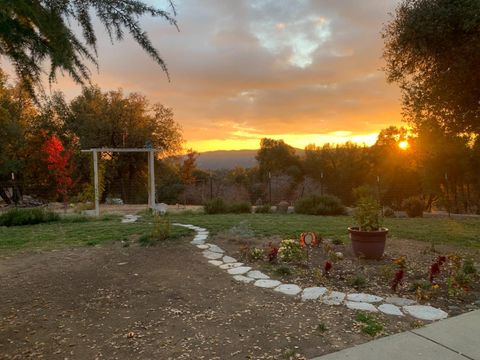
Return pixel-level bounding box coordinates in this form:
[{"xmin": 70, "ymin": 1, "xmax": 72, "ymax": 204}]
[{"xmin": 173, "ymin": 223, "xmax": 449, "ymax": 321}]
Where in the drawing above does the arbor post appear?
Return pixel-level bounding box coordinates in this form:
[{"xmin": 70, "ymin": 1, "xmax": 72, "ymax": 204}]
[
  {"xmin": 93, "ymin": 150, "xmax": 100, "ymax": 217},
  {"xmin": 148, "ymin": 149, "xmax": 155, "ymax": 210}
]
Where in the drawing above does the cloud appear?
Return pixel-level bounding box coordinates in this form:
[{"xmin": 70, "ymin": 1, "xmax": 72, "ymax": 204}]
[{"xmin": 42, "ymin": 0, "xmax": 403, "ymax": 150}]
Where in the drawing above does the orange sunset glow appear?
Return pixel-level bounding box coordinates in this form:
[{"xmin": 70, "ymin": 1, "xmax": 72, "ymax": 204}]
[{"xmin": 46, "ymin": 0, "xmax": 404, "ymax": 152}]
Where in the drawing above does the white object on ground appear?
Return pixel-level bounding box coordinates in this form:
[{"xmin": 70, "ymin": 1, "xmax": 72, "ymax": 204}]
[
  {"xmin": 347, "ymin": 293, "xmax": 383, "ymax": 303},
  {"xmin": 322, "ymin": 291, "xmax": 346, "ymax": 305},
  {"xmin": 345, "ymin": 301, "xmax": 378, "ymax": 312},
  {"xmin": 202, "ymin": 250, "xmax": 223, "ymax": 260},
  {"xmin": 227, "ymin": 266, "xmax": 252, "ymax": 275},
  {"xmin": 403, "ymin": 305, "xmax": 448, "ymax": 321},
  {"xmin": 378, "ymin": 304, "xmax": 404, "ymax": 316},
  {"xmin": 246, "ymin": 270, "xmax": 269, "ymax": 279},
  {"xmin": 254, "ymin": 279, "xmax": 282, "ymax": 288},
  {"xmin": 301, "ymin": 287, "xmax": 328, "ymax": 301},
  {"xmin": 274, "ymin": 284, "xmax": 302, "ymax": 296}
]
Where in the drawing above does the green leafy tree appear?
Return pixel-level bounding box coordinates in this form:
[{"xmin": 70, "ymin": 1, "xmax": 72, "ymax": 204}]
[
  {"xmin": 66, "ymin": 86, "xmax": 183, "ymax": 203},
  {"xmin": 383, "ymin": 0, "xmax": 480, "ymax": 136},
  {"xmin": 0, "ymin": 0, "xmax": 177, "ymax": 97}
]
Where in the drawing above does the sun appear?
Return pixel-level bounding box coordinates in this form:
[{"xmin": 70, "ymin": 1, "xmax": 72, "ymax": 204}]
[{"xmin": 398, "ymin": 140, "xmax": 409, "ymax": 150}]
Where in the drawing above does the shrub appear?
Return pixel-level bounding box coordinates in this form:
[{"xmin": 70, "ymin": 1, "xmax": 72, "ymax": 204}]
[
  {"xmin": 273, "ymin": 265, "xmax": 293, "ymax": 276},
  {"xmin": 204, "ymin": 198, "xmax": 251, "ymax": 214},
  {"xmin": 151, "ymin": 213, "xmax": 171, "ymax": 242},
  {"xmin": 228, "ymin": 202, "xmax": 251, "ymax": 214},
  {"xmin": 294, "ymin": 194, "xmax": 345, "ymax": 216},
  {"xmin": 0, "ymin": 208, "xmax": 59, "ymax": 227},
  {"xmin": 383, "ymin": 207, "xmax": 395, "ymax": 218},
  {"xmin": 250, "ymin": 248, "xmax": 264, "ymax": 260},
  {"xmin": 349, "ymin": 274, "xmax": 367, "ymax": 289},
  {"xmin": 204, "ymin": 198, "xmax": 228, "ymax": 214},
  {"xmin": 255, "ymin": 204, "xmax": 272, "ymax": 213},
  {"xmin": 278, "ymin": 239, "xmax": 306, "ymax": 263},
  {"xmin": 353, "ymin": 196, "xmax": 381, "ymax": 231},
  {"xmin": 402, "ymin": 197, "xmax": 424, "ymax": 217}
]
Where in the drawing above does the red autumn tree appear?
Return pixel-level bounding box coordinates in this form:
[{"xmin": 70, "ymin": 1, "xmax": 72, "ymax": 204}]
[
  {"xmin": 42, "ymin": 135, "xmax": 73, "ymax": 207},
  {"xmin": 180, "ymin": 149, "xmax": 199, "ymax": 185}
]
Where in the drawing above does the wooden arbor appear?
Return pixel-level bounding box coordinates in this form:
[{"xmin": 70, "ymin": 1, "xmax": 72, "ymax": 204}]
[{"xmin": 80, "ymin": 148, "xmax": 158, "ymax": 216}]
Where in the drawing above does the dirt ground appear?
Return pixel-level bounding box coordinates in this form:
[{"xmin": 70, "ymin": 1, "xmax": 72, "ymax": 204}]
[{"xmin": 0, "ymin": 237, "xmax": 418, "ymax": 360}]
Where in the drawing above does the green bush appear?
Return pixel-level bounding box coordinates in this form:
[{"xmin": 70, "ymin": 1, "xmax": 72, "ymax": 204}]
[
  {"xmin": 0, "ymin": 208, "xmax": 59, "ymax": 227},
  {"xmin": 204, "ymin": 198, "xmax": 228, "ymax": 214},
  {"xmin": 204, "ymin": 198, "xmax": 251, "ymax": 214},
  {"xmin": 255, "ymin": 204, "xmax": 272, "ymax": 213},
  {"xmin": 402, "ymin": 197, "xmax": 424, "ymax": 217},
  {"xmin": 294, "ymin": 194, "xmax": 345, "ymax": 216},
  {"xmin": 228, "ymin": 202, "xmax": 252, "ymax": 214},
  {"xmin": 278, "ymin": 239, "xmax": 306, "ymax": 263}
]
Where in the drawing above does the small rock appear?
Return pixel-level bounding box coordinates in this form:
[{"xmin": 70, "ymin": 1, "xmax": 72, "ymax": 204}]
[
  {"xmin": 347, "ymin": 293, "xmax": 383, "ymax": 303},
  {"xmin": 233, "ymin": 275, "xmax": 254, "ymax": 283},
  {"xmin": 254, "ymin": 279, "xmax": 282, "ymax": 288},
  {"xmin": 219, "ymin": 263, "xmax": 244, "ymax": 270},
  {"xmin": 207, "ymin": 260, "xmax": 223, "ymax": 266},
  {"xmin": 227, "ymin": 266, "xmax": 252, "ymax": 275},
  {"xmin": 196, "ymin": 244, "xmax": 209, "ymax": 249},
  {"xmin": 274, "ymin": 284, "xmax": 302, "ymax": 296},
  {"xmin": 202, "ymin": 250, "xmax": 223, "ymax": 260},
  {"xmin": 208, "ymin": 244, "xmax": 224, "ymax": 253},
  {"xmin": 385, "ymin": 296, "xmax": 416, "ymax": 307},
  {"xmin": 378, "ymin": 304, "xmax": 404, "ymax": 316},
  {"xmin": 301, "ymin": 287, "xmax": 328, "ymax": 301},
  {"xmin": 403, "ymin": 305, "xmax": 448, "ymax": 321},
  {"xmin": 322, "ymin": 291, "xmax": 346, "ymax": 305},
  {"xmin": 222, "ymin": 256, "xmax": 237, "ymax": 263},
  {"xmin": 346, "ymin": 301, "xmax": 378, "ymax": 312},
  {"xmin": 246, "ymin": 270, "xmax": 269, "ymax": 279}
]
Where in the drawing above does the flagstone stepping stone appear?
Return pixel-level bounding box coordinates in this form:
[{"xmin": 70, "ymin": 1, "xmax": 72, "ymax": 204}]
[
  {"xmin": 347, "ymin": 293, "xmax": 383, "ymax": 303},
  {"xmin": 197, "ymin": 231, "xmax": 209, "ymax": 236},
  {"xmin": 254, "ymin": 279, "xmax": 282, "ymax": 288},
  {"xmin": 346, "ymin": 301, "xmax": 378, "ymax": 312},
  {"xmin": 301, "ymin": 287, "xmax": 328, "ymax": 301},
  {"xmin": 219, "ymin": 262, "xmax": 244, "ymax": 270},
  {"xmin": 208, "ymin": 244, "xmax": 224, "ymax": 253},
  {"xmin": 207, "ymin": 260, "xmax": 223, "ymax": 266},
  {"xmin": 322, "ymin": 291, "xmax": 346, "ymax": 305},
  {"xmin": 246, "ymin": 270, "xmax": 269, "ymax": 279},
  {"xmin": 222, "ymin": 256, "xmax": 237, "ymax": 263},
  {"xmin": 194, "ymin": 234, "xmax": 208, "ymax": 241},
  {"xmin": 274, "ymin": 284, "xmax": 302, "ymax": 296},
  {"xmin": 385, "ymin": 296, "xmax": 416, "ymax": 307},
  {"xmin": 227, "ymin": 266, "xmax": 252, "ymax": 275},
  {"xmin": 196, "ymin": 244, "xmax": 209, "ymax": 249},
  {"xmin": 233, "ymin": 275, "xmax": 255, "ymax": 283},
  {"xmin": 378, "ymin": 304, "xmax": 404, "ymax": 316},
  {"xmin": 403, "ymin": 305, "xmax": 448, "ymax": 321},
  {"xmin": 202, "ymin": 250, "xmax": 223, "ymax": 260}
]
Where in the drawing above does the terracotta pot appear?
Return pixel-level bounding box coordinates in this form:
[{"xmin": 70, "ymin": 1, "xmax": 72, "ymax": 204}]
[{"xmin": 348, "ymin": 227, "xmax": 388, "ymax": 260}]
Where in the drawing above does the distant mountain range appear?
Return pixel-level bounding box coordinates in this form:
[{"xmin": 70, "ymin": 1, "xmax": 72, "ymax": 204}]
[
  {"xmin": 194, "ymin": 148, "xmax": 304, "ymax": 170},
  {"xmin": 195, "ymin": 150, "xmax": 258, "ymax": 170}
]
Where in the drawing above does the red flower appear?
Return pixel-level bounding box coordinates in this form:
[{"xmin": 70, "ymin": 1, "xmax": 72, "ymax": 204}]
[
  {"xmin": 391, "ymin": 269, "xmax": 404, "ymax": 292},
  {"xmin": 429, "ymin": 262, "xmax": 441, "ymax": 283},
  {"xmin": 267, "ymin": 243, "xmax": 279, "ymax": 263},
  {"xmin": 324, "ymin": 260, "xmax": 332, "ymax": 274},
  {"xmin": 437, "ymin": 256, "xmax": 447, "ymax": 266}
]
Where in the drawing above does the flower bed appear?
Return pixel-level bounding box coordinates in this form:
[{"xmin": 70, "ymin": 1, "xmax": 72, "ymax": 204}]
[{"xmin": 214, "ymin": 232, "xmax": 480, "ymax": 316}]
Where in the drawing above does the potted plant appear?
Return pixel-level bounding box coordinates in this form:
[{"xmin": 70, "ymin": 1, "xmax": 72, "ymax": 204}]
[{"xmin": 348, "ymin": 196, "xmax": 388, "ymax": 260}]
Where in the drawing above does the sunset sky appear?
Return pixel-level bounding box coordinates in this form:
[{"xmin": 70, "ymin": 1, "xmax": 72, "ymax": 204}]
[{"xmin": 50, "ymin": 0, "xmax": 403, "ymax": 152}]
